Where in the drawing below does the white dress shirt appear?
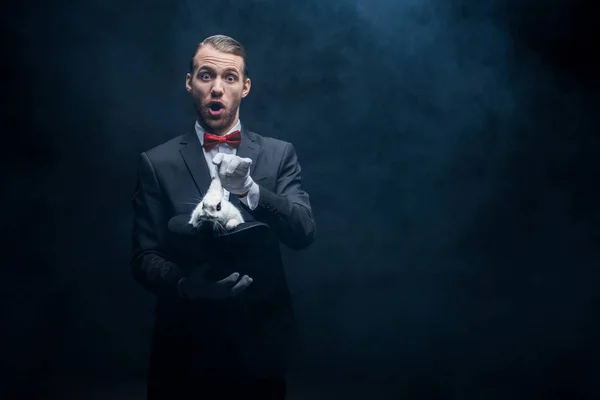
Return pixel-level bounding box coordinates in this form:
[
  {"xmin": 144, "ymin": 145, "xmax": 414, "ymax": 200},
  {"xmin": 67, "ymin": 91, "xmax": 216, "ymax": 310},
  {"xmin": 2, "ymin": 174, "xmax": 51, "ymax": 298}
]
[{"xmin": 195, "ymin": 120, "xmax": 260, "ymax": 210}]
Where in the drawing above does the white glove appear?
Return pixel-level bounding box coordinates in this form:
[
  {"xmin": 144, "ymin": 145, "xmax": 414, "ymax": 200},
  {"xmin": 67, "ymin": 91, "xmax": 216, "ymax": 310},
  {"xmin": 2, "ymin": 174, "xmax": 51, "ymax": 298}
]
[{"xmin": 212, "ymin": 153, "xmax": 254, "ymax": 195}]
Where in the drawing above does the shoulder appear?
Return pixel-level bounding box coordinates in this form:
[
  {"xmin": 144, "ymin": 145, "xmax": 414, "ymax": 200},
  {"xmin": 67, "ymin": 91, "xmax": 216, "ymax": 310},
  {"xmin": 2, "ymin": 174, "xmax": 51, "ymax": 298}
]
[
  {"xmin": 139, "ymin": 133, "xmax": 188, "ymax": 166},
  {"xmin": 143, "ymin": 133, "xmax": 186, "ymax": 158},
  {"xmin": 245, "ymin": 129, "xmax": 297, "ymax": 158}
]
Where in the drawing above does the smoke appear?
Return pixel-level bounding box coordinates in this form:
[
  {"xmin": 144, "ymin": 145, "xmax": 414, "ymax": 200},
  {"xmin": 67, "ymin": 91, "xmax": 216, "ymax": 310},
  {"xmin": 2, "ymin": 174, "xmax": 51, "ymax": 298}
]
[{"xmin": 6, "ymin": 0, "xmax": 598, "ymax": 397}]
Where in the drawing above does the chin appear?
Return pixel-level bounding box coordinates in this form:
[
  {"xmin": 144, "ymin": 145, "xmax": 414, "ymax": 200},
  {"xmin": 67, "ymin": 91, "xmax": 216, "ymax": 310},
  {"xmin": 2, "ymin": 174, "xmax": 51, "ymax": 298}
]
[
  {"xmin": 203, "ymin": 115, "xmax": 234, "ymax": 131},
  {"xmin": 199, "ymin": 116, "xmax": 220, "ymax": 129}
]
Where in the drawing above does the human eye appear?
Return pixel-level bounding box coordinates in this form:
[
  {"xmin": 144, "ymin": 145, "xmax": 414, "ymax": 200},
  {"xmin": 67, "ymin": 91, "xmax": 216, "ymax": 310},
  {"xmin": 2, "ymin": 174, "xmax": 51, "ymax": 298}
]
[
  {"xmin": 198, "ymin": 71, "xmax": 211, "ymax": 80},
  {"xmin": 226, "ymin": 74, "xmax": 237, "ymax": 82}
]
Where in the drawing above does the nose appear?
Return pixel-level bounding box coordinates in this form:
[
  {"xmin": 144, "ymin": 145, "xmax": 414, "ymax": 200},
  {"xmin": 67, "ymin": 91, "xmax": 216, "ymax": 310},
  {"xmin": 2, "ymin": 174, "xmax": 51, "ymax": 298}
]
[{"xmin": 211, "ymin": 78, "xmax": 224, "ymax": 97}]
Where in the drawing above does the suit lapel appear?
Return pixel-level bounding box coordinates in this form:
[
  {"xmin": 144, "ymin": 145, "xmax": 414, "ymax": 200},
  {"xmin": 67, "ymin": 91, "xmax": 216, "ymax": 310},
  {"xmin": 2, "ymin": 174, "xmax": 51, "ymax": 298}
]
[
  {"xmin": 236, "ymin": 124, "xmax": 260, "ymax": 176},
  {"xmin": 179, "ymin": 129, "xmax": 211, "ymax": 196}
]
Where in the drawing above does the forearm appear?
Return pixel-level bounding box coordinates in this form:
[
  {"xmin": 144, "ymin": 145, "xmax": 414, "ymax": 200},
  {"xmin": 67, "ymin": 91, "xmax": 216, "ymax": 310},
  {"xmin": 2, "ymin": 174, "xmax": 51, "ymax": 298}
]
[
  {"xmin": 245, "ymin": 184, "xmax": 315, "ymax": 250},
  {"xmin": 131, "ymin": 249, "xmax": 187, "ymax": 301}
]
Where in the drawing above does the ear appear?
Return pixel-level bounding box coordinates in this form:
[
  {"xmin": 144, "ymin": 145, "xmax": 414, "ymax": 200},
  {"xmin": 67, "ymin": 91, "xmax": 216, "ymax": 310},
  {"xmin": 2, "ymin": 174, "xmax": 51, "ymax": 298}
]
[
  {"xmin": 185, "ymin": 73, "xmax": 192, "ymax": 93},
  {"xmin": 241, "ymin": 77, "xmax": 251, "ymax": 98}
]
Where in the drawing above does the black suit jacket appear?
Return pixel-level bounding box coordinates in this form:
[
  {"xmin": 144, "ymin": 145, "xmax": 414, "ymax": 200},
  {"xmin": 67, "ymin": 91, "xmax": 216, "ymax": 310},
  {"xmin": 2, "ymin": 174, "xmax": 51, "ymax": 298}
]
[{"xmin": 130, "ymin": 124, "xmax": 315, "ymax": 390}]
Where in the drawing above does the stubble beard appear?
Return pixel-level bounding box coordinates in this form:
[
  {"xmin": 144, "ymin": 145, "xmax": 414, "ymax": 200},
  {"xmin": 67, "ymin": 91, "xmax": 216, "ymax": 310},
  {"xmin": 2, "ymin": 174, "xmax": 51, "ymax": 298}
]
[{"xmin": 196, "ymin": 99, "xmax": 241, "ymax": 136}]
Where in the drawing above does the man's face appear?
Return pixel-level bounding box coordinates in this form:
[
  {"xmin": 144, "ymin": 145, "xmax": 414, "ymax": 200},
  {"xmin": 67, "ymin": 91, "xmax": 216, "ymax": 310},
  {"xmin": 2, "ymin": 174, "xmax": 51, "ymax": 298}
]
[{"xmin": 186, "ymin": 44, "xmax": 251, "ymax": 135}]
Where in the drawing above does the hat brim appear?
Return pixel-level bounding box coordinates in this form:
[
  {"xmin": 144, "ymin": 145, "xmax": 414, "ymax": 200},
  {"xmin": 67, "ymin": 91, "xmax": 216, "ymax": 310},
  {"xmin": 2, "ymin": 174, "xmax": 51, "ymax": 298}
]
[{"xmin": 167, "ymin": 214, "xmax": 270, "ymax": 245}]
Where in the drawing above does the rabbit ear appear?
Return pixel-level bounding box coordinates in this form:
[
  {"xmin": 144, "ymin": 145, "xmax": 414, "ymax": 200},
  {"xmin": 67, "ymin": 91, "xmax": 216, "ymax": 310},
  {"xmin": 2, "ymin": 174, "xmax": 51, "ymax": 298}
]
[{"xmin": 206, "ymin": 172, "xmax": 223, "ymax": 197}]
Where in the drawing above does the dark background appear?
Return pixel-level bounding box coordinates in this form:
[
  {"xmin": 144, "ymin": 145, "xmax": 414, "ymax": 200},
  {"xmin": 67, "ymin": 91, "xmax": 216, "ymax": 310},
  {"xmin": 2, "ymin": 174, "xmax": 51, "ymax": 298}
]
[{"xmin": 4, "ymin": 0, "xmax": 599, "ymax": 398}]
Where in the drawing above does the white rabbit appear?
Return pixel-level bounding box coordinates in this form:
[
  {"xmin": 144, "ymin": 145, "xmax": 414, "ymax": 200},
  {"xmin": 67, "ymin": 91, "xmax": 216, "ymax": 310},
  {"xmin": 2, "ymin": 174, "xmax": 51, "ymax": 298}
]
[{"xmin": 188, "ymin": 172, "xmax": 245, "ymax": 232}]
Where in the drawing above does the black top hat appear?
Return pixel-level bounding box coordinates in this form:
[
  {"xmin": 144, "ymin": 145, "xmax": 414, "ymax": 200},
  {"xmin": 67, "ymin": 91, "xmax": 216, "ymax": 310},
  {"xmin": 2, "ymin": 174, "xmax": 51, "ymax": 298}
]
[
  {"xmin": 166, "ymin": 214, "xmax": 276, "ymax": 286},
  {"xmin": 166, "ymin": 214, "xmax": 272, "ymax": 268}
]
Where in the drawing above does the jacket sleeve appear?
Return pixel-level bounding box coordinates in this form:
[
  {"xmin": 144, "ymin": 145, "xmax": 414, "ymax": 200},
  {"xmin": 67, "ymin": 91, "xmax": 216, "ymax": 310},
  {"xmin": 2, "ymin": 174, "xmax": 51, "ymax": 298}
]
[
  {"xmin": 131, "ymin": 152, "xmax": 186, "ymax": 300},
  {"xmin": 242, "ymin": 143, "xmax": 316, "ymax": 250}
]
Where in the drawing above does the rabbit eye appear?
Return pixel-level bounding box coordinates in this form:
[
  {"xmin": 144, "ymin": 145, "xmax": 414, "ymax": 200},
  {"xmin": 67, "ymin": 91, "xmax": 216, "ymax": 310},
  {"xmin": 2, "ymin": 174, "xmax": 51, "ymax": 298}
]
[{"xmin": 216, "ymin": 202, "xmax": 221, "ymax": 211}]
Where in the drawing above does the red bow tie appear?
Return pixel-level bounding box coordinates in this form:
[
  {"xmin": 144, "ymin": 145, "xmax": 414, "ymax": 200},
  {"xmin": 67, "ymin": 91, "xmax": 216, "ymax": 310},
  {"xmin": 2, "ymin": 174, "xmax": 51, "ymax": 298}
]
[{"xmin": 203, "ymin": 130, "xmax": 241, "ymax": 151}]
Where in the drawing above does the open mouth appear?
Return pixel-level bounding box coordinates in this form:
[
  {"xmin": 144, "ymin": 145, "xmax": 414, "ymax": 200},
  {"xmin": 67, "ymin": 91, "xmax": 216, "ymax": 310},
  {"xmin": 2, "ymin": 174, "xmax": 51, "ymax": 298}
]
[
  {"xmin": 208, "ymin": 101, "xmax": 224, "ymax": 110},
  {"xmin": 207, "ymin": 102, "xmax": 225, "ymax": 117}
]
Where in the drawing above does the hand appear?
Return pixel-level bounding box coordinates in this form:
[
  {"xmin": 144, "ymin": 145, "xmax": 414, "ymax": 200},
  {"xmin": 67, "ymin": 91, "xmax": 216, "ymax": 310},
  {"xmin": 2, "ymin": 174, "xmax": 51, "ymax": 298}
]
[
  {"xmin": 180, "ymin": 264, "xmax": 253, "ymax": 300},
  {"xmin": 212, "ymin": 153, "xmax": 254, "ymax": 196}
]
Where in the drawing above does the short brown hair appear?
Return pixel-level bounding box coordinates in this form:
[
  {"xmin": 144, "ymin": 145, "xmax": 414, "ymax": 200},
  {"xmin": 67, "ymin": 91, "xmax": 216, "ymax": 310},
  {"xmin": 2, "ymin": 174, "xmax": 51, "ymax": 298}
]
[{"xmin": 189, "ymin": 35, "xmax": 249, "ymax": 78}]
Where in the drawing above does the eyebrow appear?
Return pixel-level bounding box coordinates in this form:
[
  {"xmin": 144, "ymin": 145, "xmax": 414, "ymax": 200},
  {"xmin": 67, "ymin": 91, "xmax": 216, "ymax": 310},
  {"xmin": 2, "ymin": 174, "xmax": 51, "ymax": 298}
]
[{"xmin": 197, "ymin": 65, "xmax": 240, "ymax": 74}]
